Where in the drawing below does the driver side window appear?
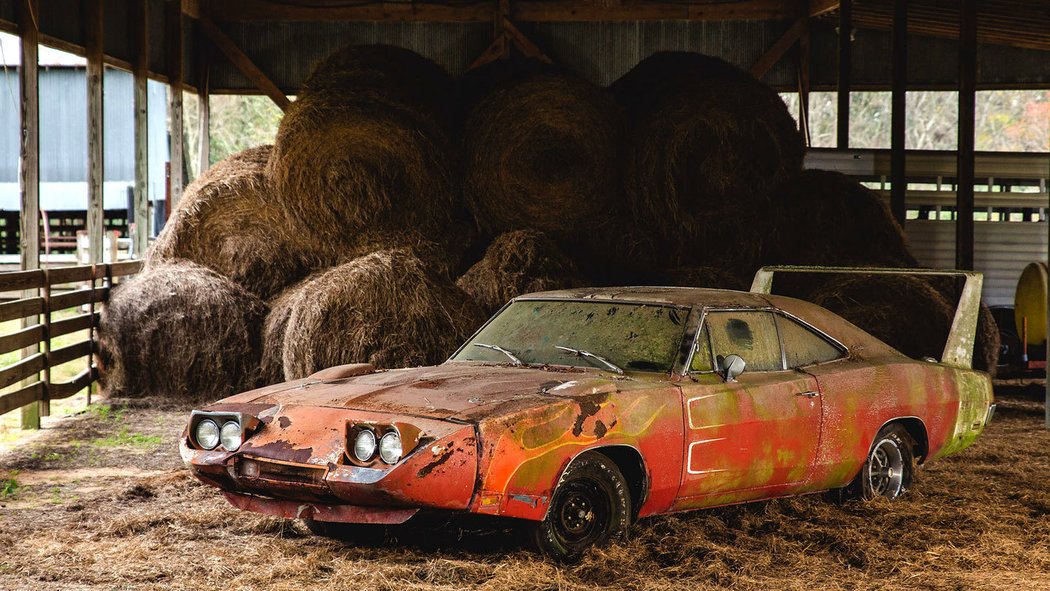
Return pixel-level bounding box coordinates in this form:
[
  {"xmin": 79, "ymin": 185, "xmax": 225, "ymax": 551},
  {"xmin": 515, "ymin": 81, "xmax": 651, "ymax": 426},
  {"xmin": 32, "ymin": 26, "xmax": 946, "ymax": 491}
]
[{"xmin": 705, "ymin": 310, "xmax": 784, "ymax": 372}]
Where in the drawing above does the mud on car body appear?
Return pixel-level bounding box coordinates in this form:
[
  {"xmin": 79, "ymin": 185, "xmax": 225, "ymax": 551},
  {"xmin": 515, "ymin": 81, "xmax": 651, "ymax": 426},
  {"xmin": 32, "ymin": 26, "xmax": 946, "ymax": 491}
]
[{"xmin": 182, "ymin": 267, "xmax": 995, "ymax": 560}]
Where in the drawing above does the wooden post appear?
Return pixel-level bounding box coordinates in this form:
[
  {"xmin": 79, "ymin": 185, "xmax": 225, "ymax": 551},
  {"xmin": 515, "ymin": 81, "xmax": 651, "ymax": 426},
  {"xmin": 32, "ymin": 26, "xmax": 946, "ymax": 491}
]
[
  {"xmin": 167, "ymin": 0, "xmax": 185, "ymax": 209},
  {"xmin": 798, "ymin": 24, "xmax": 812, "ymax": 147},
  {"xmin": 890, "ymin": 0, "xmax": 907, "ymax": 225},
  {"xmin": 197, "ymin": 32, "xmax": 211, "ymax": 175},
  {"xmin": 18, "ymin": 0, "xmax": 41, "ymax": 429},
  {"xmin": 836, "ymin": 0, "xmax": 852, "ymax": 148},
  {"xmin": 86, "ymin": 0, "xmax": 104, "ymax": 264},
  {"xmin": 131, "ymin": 0, "xmax": 150, "ymax": 258},
  {"xmin": 956, "ymin": 0, "xmax": 977, "ymax": 272}
]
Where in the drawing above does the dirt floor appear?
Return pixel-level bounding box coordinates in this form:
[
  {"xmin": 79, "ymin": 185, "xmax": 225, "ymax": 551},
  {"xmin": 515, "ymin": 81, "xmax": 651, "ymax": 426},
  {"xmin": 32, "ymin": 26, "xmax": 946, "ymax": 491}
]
[{"xmin": 0, "ymin": 386, "xmax": 1047, "ymax": 591}]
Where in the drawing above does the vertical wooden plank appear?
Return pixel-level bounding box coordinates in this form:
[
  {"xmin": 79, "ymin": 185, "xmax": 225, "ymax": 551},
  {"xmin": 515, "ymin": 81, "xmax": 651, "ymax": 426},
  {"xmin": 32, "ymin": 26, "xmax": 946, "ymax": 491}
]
[
  {"xmin": 797, "ymin": 25, "xmax": 811, "ymax": 147},
  {"xmin": 956, "ymin": 0, "xmax": 976, "ymax": 272},
  {"xmin": 86, "ymin": 0, "xmax": 104, "ymax": 264},
  {"xmin": 197, "ymin": 32, "xmax": 210, "ymax": 175},
  {"xmin": 41, "ymin": 270, "xmax": 50, "ymax": 416},
  {"xmin": 836, "ymin": 0, "xmax": 852, "ymax": 149},
  {"xmin": 19, "ymin": 0, "xmax": 41, "ymax": 429},
  {"xmin": 890, "ymin": 0, "xmax": 907, "ymax": 225},
  {"xmin": 131, "ymin": 0, "xmax": 150, "ymax": 258},
  {"xmin": 167, "ymin": 0, "xmax": 185, "ymax": 209}
]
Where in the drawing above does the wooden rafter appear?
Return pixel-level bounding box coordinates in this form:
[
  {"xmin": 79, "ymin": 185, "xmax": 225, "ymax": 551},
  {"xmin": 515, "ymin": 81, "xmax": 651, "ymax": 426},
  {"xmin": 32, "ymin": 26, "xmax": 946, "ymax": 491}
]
[
  {"xmin": 200, "ymin": 0, "xmax": 804, "ymax": 22},
  {"xmin": 749, "ymin": 16, "xmax": 809, "ymax": 78},
  {"xmin": 198, "ymin": 15, "xmax": 291, "ymax": 111}
]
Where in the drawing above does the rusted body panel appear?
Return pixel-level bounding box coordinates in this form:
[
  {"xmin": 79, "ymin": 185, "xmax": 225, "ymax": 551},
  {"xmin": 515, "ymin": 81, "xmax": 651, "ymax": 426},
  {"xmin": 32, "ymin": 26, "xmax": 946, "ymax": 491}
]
[{"xmin": 182, "ymin": 286, "xmax": 993, "ymax": 527}]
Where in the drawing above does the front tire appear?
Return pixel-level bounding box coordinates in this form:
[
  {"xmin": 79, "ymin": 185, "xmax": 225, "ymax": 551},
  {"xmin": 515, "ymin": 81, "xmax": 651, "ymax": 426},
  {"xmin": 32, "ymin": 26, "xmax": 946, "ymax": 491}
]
[
  {"xmin": 529, "ymin": 451, "xmax": 631, "ymax": 561},
  {"xmin": 845, "ymin": 425, "xmax": 915, "ymax": 501}
]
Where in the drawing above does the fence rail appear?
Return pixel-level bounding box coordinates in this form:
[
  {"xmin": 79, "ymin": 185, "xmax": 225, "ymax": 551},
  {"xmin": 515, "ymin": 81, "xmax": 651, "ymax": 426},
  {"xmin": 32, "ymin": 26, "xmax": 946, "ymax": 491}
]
[{"xmin": 0, "ymin": 260, "xmax": 141, "ymax": 417}]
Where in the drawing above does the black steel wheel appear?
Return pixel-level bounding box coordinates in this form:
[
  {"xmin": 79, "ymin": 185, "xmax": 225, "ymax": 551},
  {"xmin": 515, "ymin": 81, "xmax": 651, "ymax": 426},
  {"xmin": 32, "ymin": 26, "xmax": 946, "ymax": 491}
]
[
  {"xmin": 529, "ymin": 451, "xmax": 631, "ymax": 561},
  {"xmin": 844, "ymin": 425, "xmax": 915, "ymax": 501}
]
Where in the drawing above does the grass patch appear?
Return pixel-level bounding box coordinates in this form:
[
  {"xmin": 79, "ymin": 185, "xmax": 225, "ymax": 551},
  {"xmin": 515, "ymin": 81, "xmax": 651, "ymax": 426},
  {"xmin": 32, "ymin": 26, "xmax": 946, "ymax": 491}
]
[
  {"xmin": 92, "ymin": 428, "xmax": 162, "ymax": 449},
  {"xmin": 1, "ymin": 475, "xmax": 19, "ymax": 499}
]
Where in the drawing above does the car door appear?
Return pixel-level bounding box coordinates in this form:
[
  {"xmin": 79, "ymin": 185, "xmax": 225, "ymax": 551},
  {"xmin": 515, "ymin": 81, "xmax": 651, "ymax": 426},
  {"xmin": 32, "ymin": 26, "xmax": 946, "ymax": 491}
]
[{"xmin": 674, "ymin": 309, "xmax": 822, "ymax": 509}]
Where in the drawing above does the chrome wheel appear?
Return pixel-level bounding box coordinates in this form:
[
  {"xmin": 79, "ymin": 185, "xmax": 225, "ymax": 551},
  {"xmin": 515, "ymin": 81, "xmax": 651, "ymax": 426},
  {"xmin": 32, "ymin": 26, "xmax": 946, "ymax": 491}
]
[{"xmin": 867, "ymin": 436, "xmax": 906, "ymax": 499}]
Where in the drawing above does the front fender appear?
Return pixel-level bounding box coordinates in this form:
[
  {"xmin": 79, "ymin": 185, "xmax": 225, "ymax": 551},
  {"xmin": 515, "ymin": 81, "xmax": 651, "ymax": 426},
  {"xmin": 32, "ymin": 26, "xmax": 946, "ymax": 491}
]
[{"xmin": 470, "ymin": 385, "xmax": 684, "ymax": 520}]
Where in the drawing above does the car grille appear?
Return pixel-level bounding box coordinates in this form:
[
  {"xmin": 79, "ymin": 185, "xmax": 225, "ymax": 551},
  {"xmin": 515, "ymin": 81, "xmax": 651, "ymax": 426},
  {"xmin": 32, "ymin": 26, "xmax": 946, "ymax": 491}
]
[{"xmin": 238, "ymin": 455, "xmax": 327, "ymax": 487}]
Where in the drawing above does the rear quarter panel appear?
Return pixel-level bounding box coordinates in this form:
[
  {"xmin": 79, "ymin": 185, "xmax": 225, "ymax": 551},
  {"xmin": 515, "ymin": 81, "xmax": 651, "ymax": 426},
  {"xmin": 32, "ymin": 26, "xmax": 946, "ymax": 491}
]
[{"xmin": 804, "ymin": 358, "xmax": 993, "ymax": 491}]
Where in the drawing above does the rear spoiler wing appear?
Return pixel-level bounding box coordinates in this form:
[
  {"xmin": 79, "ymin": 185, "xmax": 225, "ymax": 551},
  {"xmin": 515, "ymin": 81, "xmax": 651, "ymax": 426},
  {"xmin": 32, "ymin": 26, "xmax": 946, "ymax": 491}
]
[{"xmin": 750, "ymin": 266, "xmax": 984, "ymax": 370}]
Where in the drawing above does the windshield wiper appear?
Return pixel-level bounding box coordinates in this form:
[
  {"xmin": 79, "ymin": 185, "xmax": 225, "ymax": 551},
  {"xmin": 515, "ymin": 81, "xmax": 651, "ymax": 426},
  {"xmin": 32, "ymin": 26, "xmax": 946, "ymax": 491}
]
[
  {"xmin": 554, "ymin": 345, "xmax": 625, "ymax": 375},
  {"xmin": 473, "ymin": 342, "xmax": 523, "ymax": 366}
]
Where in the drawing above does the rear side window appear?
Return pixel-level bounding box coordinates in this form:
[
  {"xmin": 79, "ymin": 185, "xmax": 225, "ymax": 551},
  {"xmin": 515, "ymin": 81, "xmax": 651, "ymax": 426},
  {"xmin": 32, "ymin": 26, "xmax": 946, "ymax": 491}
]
[
  {"xmin": 705, "ymin": 311, "xmax": 783, "ymax": 372},
  {"xmin": 776, "ymin": 314, "xmax": 846, "ymax": 368}
]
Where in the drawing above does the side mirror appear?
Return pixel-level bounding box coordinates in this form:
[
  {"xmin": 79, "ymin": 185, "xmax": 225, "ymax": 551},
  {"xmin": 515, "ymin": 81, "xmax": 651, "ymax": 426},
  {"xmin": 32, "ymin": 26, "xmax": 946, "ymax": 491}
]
[{"xmin": 722, "ymin": 354, "xmax": 746, "ymax": 382}]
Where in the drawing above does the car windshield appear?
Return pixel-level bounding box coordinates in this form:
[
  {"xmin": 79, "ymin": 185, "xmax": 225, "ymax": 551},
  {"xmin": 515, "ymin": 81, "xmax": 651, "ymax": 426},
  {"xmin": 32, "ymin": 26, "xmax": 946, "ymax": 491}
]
[{"xmin": 451, "ymin": 299, "xmax": 689, "ymax": 373}]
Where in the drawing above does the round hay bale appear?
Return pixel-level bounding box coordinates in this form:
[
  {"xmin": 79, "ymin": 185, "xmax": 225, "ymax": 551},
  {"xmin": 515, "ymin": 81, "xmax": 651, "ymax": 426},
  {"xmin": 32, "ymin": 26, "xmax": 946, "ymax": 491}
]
[
  {"xmin": 298, "ymin": 44, "xmax": 453, "ymax": 122},
  {"xmin": 809, "ymin": 274, "xmax": 954, "ymax": 362},
  {"xmin": 763, "ymin": 169, "xmax": 919, "ymax": 268},
  {"xmin": 634, "ymin": 266, "xmax": 749, "ymax": 291},
  {"xmin": 456, "ymin": 230, "xmax": 586, "ymax": 315},
  {"xmin": 282, "ymin": 249, "xmax": 486, "ymax": 378},
  {"xmin": 259, "ymin": 280, "xmax": 308, "ymax": 386},
  {"xmin": 612, "ymin": 52, "xmax": 804, "ymax": 270},
  {"xmin": 147, "ymin": 145, "xmax": 319, "ymax": 300},
  {"xmin": 608, "ymin": 51, "xmax": 751, "ymax": 115},
  {"xmin": 268, "ymin": 45, "xmax": 457, "ymax": 248},
  {"xmin": 97, "ymin": 261, "xmax": 267, "ymax": 401},
  {"xmin": 268, "ymin": 98, "xmax": 457, "ymax": 246},
  {"xmin": 462, "ymin": 71, "xmax": 625, "ymax": 243},
  {"xmin": 453, "ymin": 57, "xmax": 566, "ymax": 126}
]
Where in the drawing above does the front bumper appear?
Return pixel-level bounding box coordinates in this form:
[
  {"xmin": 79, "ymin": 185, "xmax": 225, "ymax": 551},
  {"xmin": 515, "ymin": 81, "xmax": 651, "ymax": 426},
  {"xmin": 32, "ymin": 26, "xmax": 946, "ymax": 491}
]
[{"xmin": 181, "ymin": 405, "xmax": 478, "ymax": 522}]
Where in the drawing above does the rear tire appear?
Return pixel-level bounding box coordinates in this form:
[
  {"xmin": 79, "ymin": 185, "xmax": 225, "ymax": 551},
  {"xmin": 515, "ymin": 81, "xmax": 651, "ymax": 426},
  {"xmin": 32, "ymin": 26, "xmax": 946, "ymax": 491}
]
[
  {"xmin": 528, "ymin": 451, "xmax": 631, "ymax": 561},
  {"xmin": 843, "ymin": 425, "xmax": 915, "ymax": 501}
]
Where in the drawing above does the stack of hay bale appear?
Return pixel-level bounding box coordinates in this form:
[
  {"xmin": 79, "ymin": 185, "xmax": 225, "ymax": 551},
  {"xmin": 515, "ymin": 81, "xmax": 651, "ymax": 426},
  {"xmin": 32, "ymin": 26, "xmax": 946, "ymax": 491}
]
[{"xmin": 99, "ymin": 45, "xmax": 999, "ymax": 402}]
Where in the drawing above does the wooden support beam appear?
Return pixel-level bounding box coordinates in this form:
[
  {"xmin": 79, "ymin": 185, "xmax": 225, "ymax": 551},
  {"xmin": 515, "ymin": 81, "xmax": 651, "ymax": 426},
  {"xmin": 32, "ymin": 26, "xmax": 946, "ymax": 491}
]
[
  {"xmin": 201, "ymin": 0, "xmax": 800, "ymax": 22},
  {"xmin": 889, "ymin": 0, "xmax": 907, "ymax": 225},
  {"xmin": 955, "ymin": 0, "xmax": 976, "ymax": 272},
  {"xmin": 197, "ymin": 16, "xmax": 290, "ymax": 111},
  {"xmin": 469, "ymin": 34, "xmax": 510, "ymax": 71},
  {"xmin": 86, "ymin": 0, "xmax": 104, "ymax": 264},
  {"xmin": 798, "ymin": 26, "xmax": 811, "ymax": 147},
  {"xmin": 18, "ymin": 0, "xmax": 40, "ymax": 430},
  {"xmin": 503, "ymin": 18, "xmax": 552, "ymax": 63},
  {"xmin": 836, "ymin": 0, "xmax": 851, "ymax": 148},
  {"xmin": 167, "ymin": 0, "xmax": 185, "ymax": 209},
  {"xmin": 809, "ymin": 0, "xmax": 839, "ymax": 18},
  {"xmin": 749, "ymin": 16, "xmax": 808, "ymax": 79},
  {"xmin": 131, "ymin": 0, "xmax": 150, "ymax": 257},
  {"xmin": 197, "ymin": 26, "xmax": 211, "ymax": 174}
]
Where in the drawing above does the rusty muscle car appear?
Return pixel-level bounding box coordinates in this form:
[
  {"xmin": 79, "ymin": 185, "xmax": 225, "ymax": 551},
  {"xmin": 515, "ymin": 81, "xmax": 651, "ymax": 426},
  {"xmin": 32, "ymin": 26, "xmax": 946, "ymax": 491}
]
[{"xmin": 182, "ymin": 267, "xmax": 995, "ymax": 559}]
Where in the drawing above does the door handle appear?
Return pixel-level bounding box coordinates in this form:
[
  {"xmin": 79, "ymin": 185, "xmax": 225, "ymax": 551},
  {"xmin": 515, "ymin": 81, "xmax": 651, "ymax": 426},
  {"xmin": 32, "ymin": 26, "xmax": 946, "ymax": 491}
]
[{"xmin": 795, "ymin": 390, "xmax": 819, "ymax": 398}]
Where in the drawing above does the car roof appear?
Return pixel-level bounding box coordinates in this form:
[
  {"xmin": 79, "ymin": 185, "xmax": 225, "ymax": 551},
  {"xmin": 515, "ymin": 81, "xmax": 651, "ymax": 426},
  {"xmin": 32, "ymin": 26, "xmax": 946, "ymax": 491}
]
[{"xmin": 515, "ymin": 286, "xmax": 774, "ymax": 308}]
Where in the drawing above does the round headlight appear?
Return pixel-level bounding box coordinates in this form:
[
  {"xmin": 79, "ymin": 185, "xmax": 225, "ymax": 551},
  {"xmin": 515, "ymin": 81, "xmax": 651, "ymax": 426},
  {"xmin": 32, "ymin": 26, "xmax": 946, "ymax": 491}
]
[
  {"xmin": 379, "ymin": 431, "xmax": 402, "ymax": 465},
  {"xmin": 195, "ymin": 419, "xmax": 220, "ymax": 450},
  {"xmin": 220, "ymin": 421, "xmax": 242, "ymax": 451},
  {"xmin": 352, "ymin": 429, "xmax": 377, "ymax": 462}
]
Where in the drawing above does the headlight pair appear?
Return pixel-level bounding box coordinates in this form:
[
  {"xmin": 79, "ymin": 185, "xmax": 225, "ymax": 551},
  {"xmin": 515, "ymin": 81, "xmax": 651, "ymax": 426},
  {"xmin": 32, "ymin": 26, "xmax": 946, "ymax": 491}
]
[
  {"xmin": 195, "ymin": 418, "xmax": 243, "ymax": 452},
  {"xmin": 350, "ymin": 427, "xmax": 402, "ymax": 465}
]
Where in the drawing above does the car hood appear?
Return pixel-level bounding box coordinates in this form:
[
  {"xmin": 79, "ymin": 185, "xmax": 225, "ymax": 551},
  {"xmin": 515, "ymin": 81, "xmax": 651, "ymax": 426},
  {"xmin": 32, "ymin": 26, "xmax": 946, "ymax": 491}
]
[{"xmin": 217, "ymin": 362, "xmax": 650, "ymax": 422}]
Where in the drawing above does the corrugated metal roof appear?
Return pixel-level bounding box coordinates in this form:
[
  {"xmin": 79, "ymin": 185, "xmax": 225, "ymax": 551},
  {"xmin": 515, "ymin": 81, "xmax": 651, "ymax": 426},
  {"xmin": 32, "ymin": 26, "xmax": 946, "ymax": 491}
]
[{"xmin": 206, "ymin": 18, "xmax": 1050, "ymax": 94}]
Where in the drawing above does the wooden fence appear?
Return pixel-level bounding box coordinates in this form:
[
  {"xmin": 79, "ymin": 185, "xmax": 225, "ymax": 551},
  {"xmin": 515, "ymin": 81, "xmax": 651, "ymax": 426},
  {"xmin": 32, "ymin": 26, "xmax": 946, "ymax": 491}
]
[{"xmin": 0, "ymin": 260, "xmax": 142, "ymax": 417}]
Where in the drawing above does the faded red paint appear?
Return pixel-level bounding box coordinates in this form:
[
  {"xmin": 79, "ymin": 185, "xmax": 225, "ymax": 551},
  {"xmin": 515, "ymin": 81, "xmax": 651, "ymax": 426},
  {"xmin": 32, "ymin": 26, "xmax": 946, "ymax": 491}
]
[{"xmin": 181, "ymin": 287, "xmax": 993, "ymax": 526}]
